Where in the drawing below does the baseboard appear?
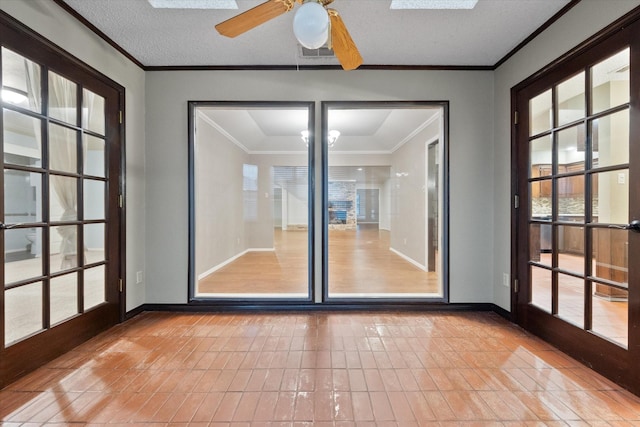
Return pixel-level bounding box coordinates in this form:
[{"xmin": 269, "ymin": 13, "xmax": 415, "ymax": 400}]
[
  {"xmin": 125, "ymin": 304, "xmax": 145, "ymax": 320},
  {"xmin": 138, "ymin": 302, "xmax": 497, "ymax": 313},
  {"xmin": 389, "ymin": 247, "xmax": 427, "ymax": 271},
  {"xmin": 491, "ymin": 303, "xmax": 513, "ymax": 321}
]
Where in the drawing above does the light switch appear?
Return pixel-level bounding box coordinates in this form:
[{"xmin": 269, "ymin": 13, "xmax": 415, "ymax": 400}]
[{"xmin": 618, "ymin": 172, "xmax": 626, "ymax": 184}]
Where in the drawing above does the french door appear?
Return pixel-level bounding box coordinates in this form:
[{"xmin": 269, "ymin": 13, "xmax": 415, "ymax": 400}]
[
  {"xmin": 514, "ymin": 20, "xmax": 640, "ymax": 393},
  {"xmin": 0, "ymin": 15, "xmax": 123, "ymax": 387}
]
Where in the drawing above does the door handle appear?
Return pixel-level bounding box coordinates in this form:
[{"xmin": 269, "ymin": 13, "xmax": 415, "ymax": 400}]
[{"xmin": 624, "ymin": 219, "xmax": 640, "ymax": 233}]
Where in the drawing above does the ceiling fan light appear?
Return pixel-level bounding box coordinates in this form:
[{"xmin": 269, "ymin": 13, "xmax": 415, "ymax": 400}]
[
  {"xmin": 2, "ymin": 87, "xmax": 28, "ymax": 104},
  {"xmin": 293, "ymin": 1, "xmax": 329, "ymax": 50}
]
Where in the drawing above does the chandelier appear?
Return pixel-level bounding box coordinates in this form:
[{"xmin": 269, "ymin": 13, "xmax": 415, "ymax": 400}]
[{"xmin": 301, "ymin": 129, "xmax": 340, "ymax": 147}]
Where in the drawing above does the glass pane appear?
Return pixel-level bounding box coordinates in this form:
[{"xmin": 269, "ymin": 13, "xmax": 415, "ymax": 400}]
[
  {"xmin": 2, "ymin": 47, "xmax": 41, "ymax": 113},
  {"xmin": 592, "ymin": 169, "xmax": 628, "ymax": 225},
  {"xmin": 4, "ymin": 282, "xmax": 43, "ymax": 346},
  {"xmin": 50, "ymin": 175, "xmax": 77, "ymax": 221},
  {"xmin": 4, "ymin": 169, "xmax": 41, "ymax": 224},
  {"xmin": 558, "ymin": 225, "xmax": 584, "ymax": 274},
  {"xmin": 84, "ymin": 223, "xmax": 105, "ymax": 264},
  {"xmin": 4, "ymin": 228, "xmax": 43, "ymax": 284},
  {"xmin": 529, "ymin": 134, "xmax": 552, "ymax": 178},
  {"xmin": 592, "ymin": 228, "xmax": 628, "ymax": 286},
  {"xmin": 84, "ymin": 179, "xmax": 105, "ymax": 220},
  {"xmin": 49, "ymin": 123, "xmax": 78, "ymax": 173},
  {"xmin": 558, "ymin": 175, "xmax": 584, "ymax": 221},
  {"xmin": 557, "ymin": 124, "xmax": 585, "ymax": 171},
  {"xmin": 558, "ymin": 274, "xmax": 584, "ymax": 328},
  {"xmin": 51, "ymin": 225, "xmax": 79, "ymax": 274},
  {"xmin": 529, "ymin": 89, "xmax": 552, "ymax": 136},
  {"xmin": 530, "ymin": 181, "xmax": 551, "ymax": 218},
  {"xmin": 48, "ymin": 70, "xmax": 77, "ymax": 125},
  {"xmin": 592, "ymin": 283, "xmax": 628, "ymax": 347},
  {"xmin": 529, "ymin": 223, "xmax": 551, "ymax": 266},
  {"xmin": 194, "ymin": 106, "xmax": 310, "ymax": 298},
  {"xmin": 84, "ymin": 265, "xmax": 105, "ymax": 310},
  {"xmin": 592, "ymin": 110, "xmax": 629, "ymax": 169},
  {"xmin": 327, "ymin": 108, "xmax": 442, "ymax": 298},
  {"xmin": 3, "ymin": 109, "xmax": 42, "ymax": 164},
  {"xmin": 531, "ymin": 265, "xmax": 551, "ymax": 313},
  {"xmin": 84, "ymin": 134, "xmax": 105, "ymax": 177},
  {"xmin": 591, "ymin": 48, "xmax": 629, "ymax": 114},
  {"xmin": 82, "ymin": 88, "xmax": 105, "ymax": 135},
  {"xmin": 50, "ymin": 273, "xmax": 78, "ymax": 325},
  {"xmin": 557, "ymin": 72, "xmax": 585, "ymax": 126}
]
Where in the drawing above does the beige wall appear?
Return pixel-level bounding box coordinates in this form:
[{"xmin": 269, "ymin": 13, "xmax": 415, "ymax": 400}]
[
  {"xmin": 390, "ymin": 128, "xmax": 429, "ymax": 268},
  {"xmin": 194, "ymin": 113, "xmax": 248, "ymax": 279},
  {"xmin": 145, "ymin": 69, "xmax": 495, "ymax": 304},
  {"xmin": 1, "ymin": 0, "xmax": 147, "ymax": 311}
]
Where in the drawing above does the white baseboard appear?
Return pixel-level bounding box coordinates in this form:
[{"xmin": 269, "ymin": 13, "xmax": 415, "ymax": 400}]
[
  {"xmin": 389, "ymin": 247, "xmax": 427, "ymax": 271},
  {"xmin": 198, "ymin": 247, "xmax": 275, "ymax": 280}
]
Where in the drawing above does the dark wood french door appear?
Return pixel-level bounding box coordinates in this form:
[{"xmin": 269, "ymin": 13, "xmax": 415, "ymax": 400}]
[
  {"xmin": 0, "ymin": 14, "xmax": 124, "ymax": 388},
  {"xmin": 513, "ymin": 17, "xmax": 640, "ymax": 394}
]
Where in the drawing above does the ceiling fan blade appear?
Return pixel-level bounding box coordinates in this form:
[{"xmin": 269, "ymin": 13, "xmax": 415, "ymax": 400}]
[
  {"xmin": 328, "ymin": 10, "xmax": 363, "ymax": 71},
  {"xmin": 216, "ymin": 0, "xmax": 294, "ymax": 38}
]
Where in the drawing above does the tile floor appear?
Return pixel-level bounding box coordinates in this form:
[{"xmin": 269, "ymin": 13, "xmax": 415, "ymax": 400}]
[{"xmin": 2, "ymin": 311, "xmax": 640, "ymax": 426}]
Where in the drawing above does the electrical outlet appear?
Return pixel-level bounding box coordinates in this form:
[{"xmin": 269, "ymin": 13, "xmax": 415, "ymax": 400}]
[
  {"xmin": 618, "ymin": 172, "xmax": 626, "ymax": 185},
  {"xmin": 136, "ymin": 271, "xmax": 143, "ymax": 284},
  {"xmin": 503, "ymin": 273, "xmax": 510, "ymax": 288}
]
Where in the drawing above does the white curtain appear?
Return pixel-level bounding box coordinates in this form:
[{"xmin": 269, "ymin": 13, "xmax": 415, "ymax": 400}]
[{"xmin": 49, "ymin": 74, "xmax": 79, "ymax": 267}]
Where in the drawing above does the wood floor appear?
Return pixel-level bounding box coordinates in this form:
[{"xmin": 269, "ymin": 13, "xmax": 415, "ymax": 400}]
[
  {"xmin": 531, "ymin": 253, "xmax": 628, "ymax": 347},
  {"xmin": 2, "ymin": 311, "xmax": 640, "ymax": 425},
  {"xmin": 198, "ymin": 226, "xmax": 439, "ymax": 297}
]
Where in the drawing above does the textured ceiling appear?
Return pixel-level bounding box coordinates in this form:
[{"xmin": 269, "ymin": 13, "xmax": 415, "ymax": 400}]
[{"xmin": 58, "ymin": 0, "xmax": 573, "ymax": 68}]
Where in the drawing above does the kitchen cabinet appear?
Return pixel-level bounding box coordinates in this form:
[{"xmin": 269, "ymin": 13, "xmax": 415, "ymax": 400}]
[{"xmin": 531, "ymin": 164, "xmax": 552, "ymax": 198}]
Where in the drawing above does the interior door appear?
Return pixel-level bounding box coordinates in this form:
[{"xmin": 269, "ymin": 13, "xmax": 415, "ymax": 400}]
[
  {"xmin": 514, "ymin": 23, "xmax": 639, "ymax": 393},
  {"xmin": 0, "ymin": 17, "xmax": 123, "ymax": 388}
]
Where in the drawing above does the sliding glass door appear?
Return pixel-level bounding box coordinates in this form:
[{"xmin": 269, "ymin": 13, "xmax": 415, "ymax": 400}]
[
  {"xmin": 189, "ymin": 102, "xmax": 314, "ymax": 301},
  {"xmin": 323, "ymin": 102, "xmax": 447, "ymax": 301},
  {"xmin": 188, "ymin": 101, "xmax": 448, "ymax": 304}
]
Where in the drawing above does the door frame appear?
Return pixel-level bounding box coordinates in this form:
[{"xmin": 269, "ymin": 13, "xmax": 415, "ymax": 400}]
[
  {"xmin": 0, "ymin": 11, "xmax": 126, "ymax": 388},
  {"xmin": 511, "ymin": 9, "xmax": 640, "ymax": 394}
]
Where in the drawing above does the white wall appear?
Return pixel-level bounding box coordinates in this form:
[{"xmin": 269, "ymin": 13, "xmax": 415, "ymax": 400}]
[
  {"xmin": 492, "ymin": 0, "xmax": 640, "ymax": 311},
  {"xmin": 1, "ymin": 0, "xmax": 147, "ymax": 312},
  {"xmin": 145, "ymin": 69, "xmax": 495, "ymax": 304}
]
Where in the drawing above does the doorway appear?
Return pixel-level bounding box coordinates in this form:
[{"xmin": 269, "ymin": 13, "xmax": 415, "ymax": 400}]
[
  {"xmin": 1, "ymin": 17, "xmax": 124, "ymax": 388},
  {"xmin": 356, "ymin": 189, "xmax": 379, "ymax": 224},
  {"xmin": 513, "ymin": 21, "xmax": 639, "ymax": 392}
]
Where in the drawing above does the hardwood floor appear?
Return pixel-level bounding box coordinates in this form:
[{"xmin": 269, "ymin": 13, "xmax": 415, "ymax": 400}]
[
  {"xmin": 2, "ymin": 311, "xmax": 640, "ymax": 425},
  {"xmin": 197, "ymin": 226, "xmax": 439, "ymax": 297},
  {"xmin": 531, "ymin": 253, "xmax": 628, "ymax": 347}
]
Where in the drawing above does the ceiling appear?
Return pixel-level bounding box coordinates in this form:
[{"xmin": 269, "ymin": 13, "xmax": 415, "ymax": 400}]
[
  {"xmin": 43, "ymin": 0, "xmax": 573, "ymax": 179},
  {"xmin": 57, "ymin": 0, "xmax": 573, "ymax": 68},
  {"xmin": 197, "ymin": 105, "xmax": 440, "ymax": 153}
]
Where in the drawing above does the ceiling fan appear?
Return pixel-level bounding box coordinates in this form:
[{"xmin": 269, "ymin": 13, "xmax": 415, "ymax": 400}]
[{"xmin": 215, "ymin": 0, "xmax": 363, "ymax": 70}]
